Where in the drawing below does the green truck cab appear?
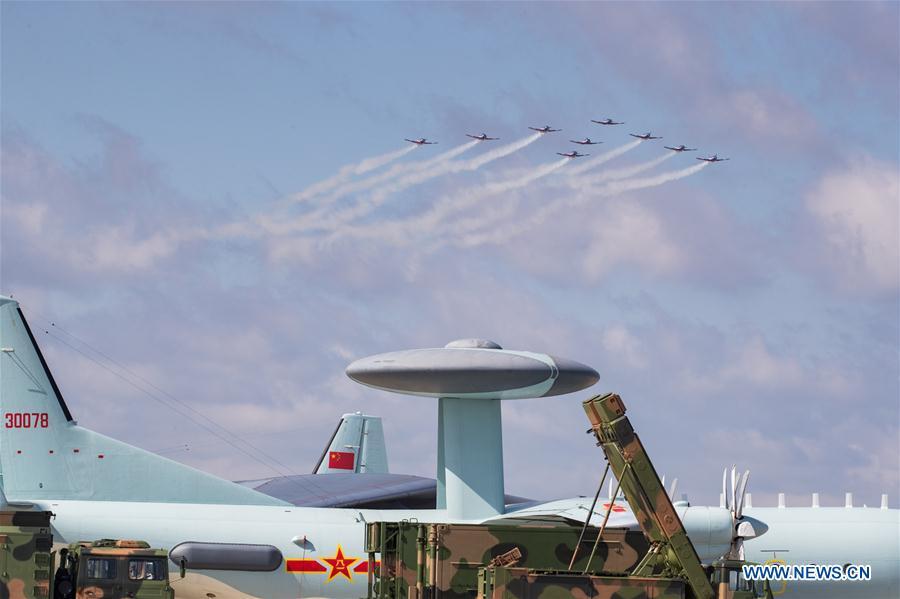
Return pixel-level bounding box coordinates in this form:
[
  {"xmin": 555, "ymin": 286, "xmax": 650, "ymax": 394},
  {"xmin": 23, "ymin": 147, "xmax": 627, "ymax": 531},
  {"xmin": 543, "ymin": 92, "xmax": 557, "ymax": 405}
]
[
  {"xmin": 55, "ymin": 539, "xmax": 174, "ymax": 599},
  {"xmin": 1, "ymin": 510, "xmax": 173, "ymax": 599}
]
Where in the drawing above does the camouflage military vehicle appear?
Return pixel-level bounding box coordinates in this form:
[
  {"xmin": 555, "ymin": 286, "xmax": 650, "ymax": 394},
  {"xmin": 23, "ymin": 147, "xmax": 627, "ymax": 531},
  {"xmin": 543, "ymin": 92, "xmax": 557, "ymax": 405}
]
[
  {"xmin": 365, "ymin": 392, "xmax": 772, "ymax": 599},
  {"xmin": 0, "ymin": 510, "xmax": 54, "ymax": 598},
  {"xmin": 0, "ymin": 511, "xmax": 173, "ymax": 599},
  {"xmin": 55, "ymin": 539, "xmax": 174, "ymax": 599},
  {"xmin": 478, "ymin": 567, "xmax": 686, "ymax": 599},
  {"xmin": 366, "ymin": 520, "xmax": 650, "ymax": 599}
]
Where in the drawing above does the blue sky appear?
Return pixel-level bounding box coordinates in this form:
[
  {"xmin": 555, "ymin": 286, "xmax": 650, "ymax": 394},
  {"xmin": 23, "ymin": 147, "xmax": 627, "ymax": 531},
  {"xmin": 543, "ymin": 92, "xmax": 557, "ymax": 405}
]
[{"xmin": 2, "ymin": 2, "xmax": 897, "ymax": 508}]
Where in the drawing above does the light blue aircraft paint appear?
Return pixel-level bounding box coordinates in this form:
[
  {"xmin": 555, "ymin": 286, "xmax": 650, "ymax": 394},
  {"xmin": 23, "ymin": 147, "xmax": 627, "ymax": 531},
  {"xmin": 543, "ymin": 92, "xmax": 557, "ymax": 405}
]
[
  {"xmin": 1, "ymin": 296, "xmax": 897, "ymax": 598},
  {"xmin": 0, "ymin": 296, "xmax": 285, "ymax": 506}
]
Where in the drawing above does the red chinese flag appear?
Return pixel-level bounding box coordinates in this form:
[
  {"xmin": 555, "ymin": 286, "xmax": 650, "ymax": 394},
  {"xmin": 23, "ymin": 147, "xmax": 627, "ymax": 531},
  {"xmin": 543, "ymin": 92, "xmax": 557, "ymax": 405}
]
[{"xmin": 328, "ymin": 451, "xmax": 355, "ymax": 470}]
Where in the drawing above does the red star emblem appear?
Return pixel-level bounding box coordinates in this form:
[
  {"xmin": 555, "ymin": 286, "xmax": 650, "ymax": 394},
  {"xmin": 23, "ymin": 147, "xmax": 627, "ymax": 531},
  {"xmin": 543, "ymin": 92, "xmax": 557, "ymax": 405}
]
[{"xmin": 322, "ymin": 545, "xmax": 359, "ymax": 582}]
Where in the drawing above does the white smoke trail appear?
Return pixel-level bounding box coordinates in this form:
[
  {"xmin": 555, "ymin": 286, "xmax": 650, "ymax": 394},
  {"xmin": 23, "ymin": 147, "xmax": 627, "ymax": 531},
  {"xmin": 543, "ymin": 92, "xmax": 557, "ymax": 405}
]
[
  {"xmin": 354, "ymin": 145, "xmax": 418, "ymax": 175},
  {"xmin": 305, "ymin": 134, "xmax": 543, "ymax": 233},
  {"xmin": 429, "ymin": 153, "xmax": 675, "ymax": 244},
  {"xmin": 573, "ymin": 152, "xmax": 677, "ymax": 186},
  {"xmin": 258, "ymin": 140, "xmax": 481, "ymax": 237},
  {"xmin": 566, "ymin": 139, "xmax": 643, "ymax": 175},
  {"xmin": 324, "ymin": 157, "xmax": 568, "ymax": 247},
  {"xmin": 289, "ymin": 140, "xmax": 478, "ymax": 209},
  {"xmin": 285, "ymin": 145, "xmax": 418, "ymax": 206},
  {"xmin": 454, "ymin": 161, "xmax": 709, "ymax": 248},
  {"xmin": 457, "ymin": 132, "xmax": 542, "ymax": 170}
]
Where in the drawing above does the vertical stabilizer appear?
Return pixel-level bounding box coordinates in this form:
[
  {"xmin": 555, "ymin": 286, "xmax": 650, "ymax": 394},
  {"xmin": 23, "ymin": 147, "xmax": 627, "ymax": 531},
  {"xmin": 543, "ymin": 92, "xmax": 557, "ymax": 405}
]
[
  {"xmin": 0, "ymin": 297, "xmax": 287, "ymax": 505},
  {"xmin": 313, "ymin": 413, "xmax": 389, "ymax": 474}
]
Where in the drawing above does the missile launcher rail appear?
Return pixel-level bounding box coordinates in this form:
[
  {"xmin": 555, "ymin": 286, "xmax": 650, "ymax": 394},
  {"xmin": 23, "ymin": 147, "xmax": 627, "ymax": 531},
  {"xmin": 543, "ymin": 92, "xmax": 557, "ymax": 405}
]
[
  {"xmin": 364, "ymin": 391, "xmax": 772, "ymax": 599},
  {"xmin": 582, "ymin": 392, "xmax": 771, "ymax": 599}
]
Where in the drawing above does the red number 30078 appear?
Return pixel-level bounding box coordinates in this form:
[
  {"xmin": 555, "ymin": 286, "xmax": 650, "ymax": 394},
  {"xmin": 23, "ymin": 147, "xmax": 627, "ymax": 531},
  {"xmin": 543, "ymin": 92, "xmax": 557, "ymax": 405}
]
[{"xmin": 4, "ymin": 412, "xmax": 49, "ymax": 428}]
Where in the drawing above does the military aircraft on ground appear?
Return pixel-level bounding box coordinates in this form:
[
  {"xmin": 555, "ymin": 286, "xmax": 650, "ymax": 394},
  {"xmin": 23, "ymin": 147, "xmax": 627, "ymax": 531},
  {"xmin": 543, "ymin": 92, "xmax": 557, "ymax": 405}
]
[
  {"xmin": 570, "ymin": 138, "xmax": 601, "ymax": 145},
  {"xmin": 592, "ymin": 118, "xmax": 624, "ymax": 125},
  {"xmin": 630, "ymin": 132, "xmax": 662, "ymax": 140},
  {"xmin": 528, "ymin": 125, "xmax": 560, "ymax": 133},
  {"xmin": 404, "ymin": 138, "xmax": 436, "ymax": 145},
  {"xmin": 557, "ymin": 151, "xmax": 589, "ymax": 158},
  {"xmin": 0, "ymin": 297, "xmax": 896, "ymax": 599},
  {"xmin": 665, "ymin": 145, "xmax": 696, "ymax": 152},
  {"xmin": 465, "ymin": 133, "xmax": 498, "ymax": 141},
  {"xmin": 697, "ymin": 154, "xmax": 730, "ymax": 162}
]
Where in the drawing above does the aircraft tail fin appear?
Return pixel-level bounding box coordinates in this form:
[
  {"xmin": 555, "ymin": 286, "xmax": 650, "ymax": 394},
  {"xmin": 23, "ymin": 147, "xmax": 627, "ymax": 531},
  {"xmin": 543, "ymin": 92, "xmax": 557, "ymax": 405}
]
[
  {"xmin": 0, "ymin": 296, "xmax": 286, "ymax": 505},
  {"xmin": 313, "ymin": 413, "xmax": 388, "ymax": 474}
]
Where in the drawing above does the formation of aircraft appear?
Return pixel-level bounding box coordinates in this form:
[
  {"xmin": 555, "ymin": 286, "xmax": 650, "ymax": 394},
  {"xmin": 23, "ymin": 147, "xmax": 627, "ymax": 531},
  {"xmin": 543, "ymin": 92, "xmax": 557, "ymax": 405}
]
[
  {"xmin": 630, "ymin": 132, "xmax": 662, "ymax": 140},
  {"xmin": 0, "ymin": 297, "xmax": 896, "ymax": 599},
  {"xmin": 528, "ymin": 125, "xmax": 561, "ymax": 133},
  {"xmin": 404, "ymin": 120, "xmax": 734, "ymax": 161},
  {"xmin": 465, "ymin": 132, "xmax": 499, "ymax": 141},
  {"xmin": 697, "ymin": 154, "xmax": 730, "ymax": 162}
]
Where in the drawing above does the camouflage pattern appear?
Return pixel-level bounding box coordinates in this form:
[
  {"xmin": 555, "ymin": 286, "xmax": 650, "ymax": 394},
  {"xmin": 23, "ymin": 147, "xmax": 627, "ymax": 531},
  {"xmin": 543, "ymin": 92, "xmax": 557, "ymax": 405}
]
[
  {"xmin": 0, "ymin": 510, "xmax": 53, "ymax": 599},
  {"xmin": 583, "ymin": 394, "xmax": 716, "ymax": 599},
  {"xmin": 364, "ymin": 391, "xmax": 770, "ymax": 599},
  {"xmin": 366, "ymin": 521, "xmax": 649, "ymax": 599},
  {"xmin": 62, "ymin": 539, "xmax": 174, "ymax": 599},
  {"xmin": 0, "ymin": 522, "xmax": 174, "ymax": 599},
  {"xmin": 478, "ymin": 567, "xmax": 686, "ymax": 599},
  {"xmin": 582, "ymin": 393, "xmax": 769, "ymax": 599}
]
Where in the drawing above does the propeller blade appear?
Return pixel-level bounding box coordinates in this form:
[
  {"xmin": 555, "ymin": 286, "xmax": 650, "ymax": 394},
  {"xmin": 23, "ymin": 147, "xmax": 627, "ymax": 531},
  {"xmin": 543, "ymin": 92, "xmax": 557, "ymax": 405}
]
[
  {"xmin": 722, "ymin": 468, "xmax": 729, "ymax": 511},
  {"xmin": 735, "ymin": 470, "xmax": 750, "ymax": 520},
  {"xmin": 669, "ymin": 477, "xmax": 678, "ymax": 500},
  {"xmin": 730, "ymin": 465, "xmax": 737, "ymax": 516}
]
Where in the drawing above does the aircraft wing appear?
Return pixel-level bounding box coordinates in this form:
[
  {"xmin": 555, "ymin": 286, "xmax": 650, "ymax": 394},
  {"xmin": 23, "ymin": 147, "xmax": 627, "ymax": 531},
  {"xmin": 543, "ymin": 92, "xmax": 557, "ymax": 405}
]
[
  {"xmin": 492, "ymin": 497, "xmax": 640, "ymax": 529},
  {"xmin": 247, "ymin": 472, "xmax": 437, "ymax": 508},
  {"xmin": 247, "ymin": 472, "xmax": 531, "ymax": 509}
]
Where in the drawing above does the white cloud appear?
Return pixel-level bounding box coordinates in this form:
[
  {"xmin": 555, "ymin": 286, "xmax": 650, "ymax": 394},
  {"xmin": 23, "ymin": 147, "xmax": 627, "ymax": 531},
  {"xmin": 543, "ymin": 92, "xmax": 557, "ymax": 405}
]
[
  {"xmin": 582, "ymin": 200, "xmax": 685, "ymax": 280},
  {"xmin": 726, "ymin": 89, "xmax": 819, "ymax": 142},
  {"xmin": 806, "ymin": 157, "xmax": 899, "ymax": 294},
  {"xmin": 4, "ymin": 201, "xmax": 48, "ymax": 235},
  {"xmin": 601, "ymin": 324, "xmax": 647, "ymax": 369},
  {"xmin": 86, "ymin": 226, "xmax": 180, "ymax": 272}
]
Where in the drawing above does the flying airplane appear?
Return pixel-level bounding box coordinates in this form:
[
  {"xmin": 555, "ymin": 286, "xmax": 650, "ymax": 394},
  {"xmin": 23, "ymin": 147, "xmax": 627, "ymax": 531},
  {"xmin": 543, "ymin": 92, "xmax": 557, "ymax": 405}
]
[
  {"xmin": 1, "ymin": 296, "xmax": 897, "ymax": 599},
  {"xmin": 528, "ymin": 125, "xmax": 560, "ymax": 133},
  {"xmin": 557, "ymin": 150, "xmax": 589, "ymax": 158},
  {"xmin": 570, "ymin": 138, "xmax": 601, "ymax": 145},
  {"xmin": 465, "ymin": 133, "xmax": 499, "ymax": 141},
  {"xmin": 630, "ymin": 132, "xmax": 662, "ymax": 140},
  {"xmin": 697, "ymin": 154, "xmax": 730, "ymax": 162},
  {"xmin": 664, "ymin": 145, "xmax": 696, "ymax": 152},
  {"xmin": 404, "ymin": 138, "xmax": 436, "ymax": 145},
  {"xmin": 591, "ymin": 118, "xmax": 623, "ymax": 125}
]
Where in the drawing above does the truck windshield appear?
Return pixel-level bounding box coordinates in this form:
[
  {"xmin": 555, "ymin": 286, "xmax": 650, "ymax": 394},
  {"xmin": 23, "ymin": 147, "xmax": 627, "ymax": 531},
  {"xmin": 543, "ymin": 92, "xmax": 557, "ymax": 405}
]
[
  {"xmin": 128, "ymin": 558, "xmax": 166, "ymax": 580},
  {"xmin": 86, "ymin": 557, "xmax": 117, "ymax": 579}
]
